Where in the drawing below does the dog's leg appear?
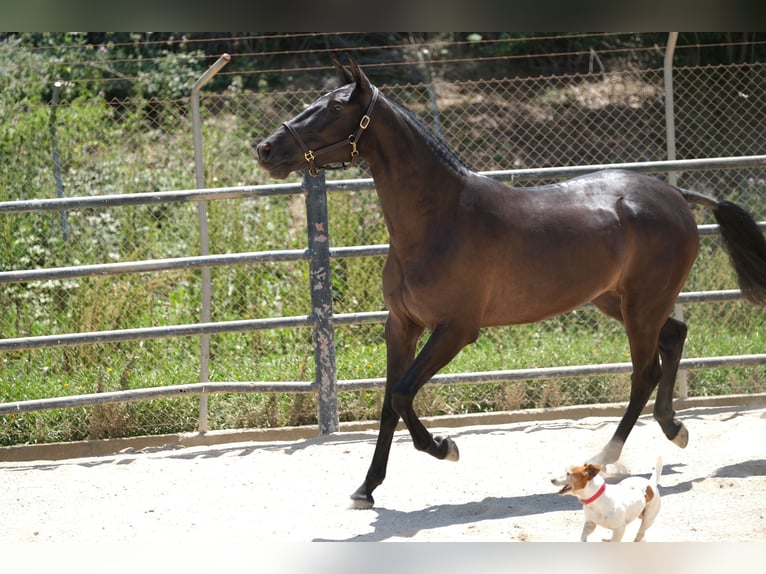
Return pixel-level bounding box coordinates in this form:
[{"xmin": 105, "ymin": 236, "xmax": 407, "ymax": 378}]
[
  {"xmin": 635, "ymin": 498, "xmax": 661, "ymax": 541},
  {"xmin": 605, "ymin": 526, "xmax": 626, "ymax": 542},
  {"xmin": 634, "ymin": 520, "xmax": 648, "ymax": 542},
  {"xmin": 580, "ymin": 521, "xmax": 596, "ymax": 542}
]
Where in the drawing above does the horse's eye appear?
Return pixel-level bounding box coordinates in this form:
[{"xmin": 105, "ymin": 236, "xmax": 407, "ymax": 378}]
[{"xmin": 332, "ymin": 103, "xmax": 343, "ymax": 113}]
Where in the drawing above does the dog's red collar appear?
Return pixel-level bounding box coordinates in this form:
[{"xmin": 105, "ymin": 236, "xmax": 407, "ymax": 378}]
[{"xmin": 579, "ymin": 483, "xmax": 606, "ymax": 505}]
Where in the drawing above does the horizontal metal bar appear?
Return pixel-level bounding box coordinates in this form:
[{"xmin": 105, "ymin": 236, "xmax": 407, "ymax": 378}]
[
  {"xmin": 0, "ymin": 182, "xmax": 304, "ymax": 214},
  {"xmin": 330, "ymin": 244, "xmax": 389, "ymax": 258},
  {"xmin": 0, "ymin": 315, "xmax": 314, "ymax": 351},
  {"xmin": 0, "ymin": 381, "xmax": 314, "ymax": 415},
  {"xmin": 0, "ymin": 310, "xmax": 387, "ymax": 352},
  {"xmin": 0, "ymin": 245, "xmax": 391, "ymax": 284},
  {"xmin": 3, "ymin": 353, "xmax": 764, "ymax": 416},
  {"xmin": 0, "ymin": 311, "xmax": 388, "ymax": 352},
  {"xmin": 679, "ymin": 354, "xmax": 766, "ymax": 369},
  {"xmin": 0, "ymin": 249, "xmax": 311, "ymax": 283},
  {"xmin": 676, "ymin": 289, "xmax": 741, "ymax": 303},
  {"xmin": 483, "ymin": 154, "xmax": 766, "ymax": 182},
  {"xmin": 2, "ymin": 155, "xmax": 764, "ymax": 215},
  {"xmin": 338, "ymin": 353, "xmax": 766, "ymax": 390},
  {"xmin": 333, "ymin": 311, "xmax": 388, "ymax": 325},
  {"xmin": 325, "ymin": 176, "xmax": 375, "ymax": 192}
]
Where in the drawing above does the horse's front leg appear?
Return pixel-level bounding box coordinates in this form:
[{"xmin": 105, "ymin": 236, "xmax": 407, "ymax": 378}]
[
  {"xmin": 350, "ymin": 314, "xmax": 423, "ymax": 509},
  {"xmin": 350, "ymin": 320, "xmax": 476, "ymax": 508},
  {"xmin": 391, "ymin": 322, "xmax": 478, "ymax": 459}
]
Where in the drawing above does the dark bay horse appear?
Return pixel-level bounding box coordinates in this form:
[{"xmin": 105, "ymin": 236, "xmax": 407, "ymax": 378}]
[{"xmin": 256, "ymin": 57, "xmax": 766, "ymax": 509}]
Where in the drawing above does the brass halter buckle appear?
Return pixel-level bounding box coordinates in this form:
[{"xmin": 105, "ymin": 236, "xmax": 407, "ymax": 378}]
[
  {"xmin": 305, "ymin": 149, "xmax": 319, "ymax": 176},
  {"xmin": 349, "ymin": 114, "xmax": 371, "ymax": 161}
]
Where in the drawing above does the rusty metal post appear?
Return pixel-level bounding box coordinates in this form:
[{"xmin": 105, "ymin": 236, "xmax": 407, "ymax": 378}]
[{"xmin": 304, "ymin": 169, "xmax": 339, "ymax": 434}]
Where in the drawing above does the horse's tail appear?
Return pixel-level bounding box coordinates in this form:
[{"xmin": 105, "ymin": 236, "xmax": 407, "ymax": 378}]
[{"xmin": 680, "ymin": 187, "xmax": 766, "ymax": 306}]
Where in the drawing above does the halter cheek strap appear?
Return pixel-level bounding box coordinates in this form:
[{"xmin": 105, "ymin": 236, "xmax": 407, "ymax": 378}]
[
  {"xmin": 283, "ymin": 85, "xmax": 379, "ymax": 176},
  {"xmin": 579, "ymin": 482, "xmax": 606, "ymax": 505}
]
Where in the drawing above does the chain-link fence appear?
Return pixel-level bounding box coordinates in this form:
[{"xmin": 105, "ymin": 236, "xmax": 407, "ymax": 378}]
[{"xmin": 1, "ymin": 43, "xmax": 765, "ymax": 445}]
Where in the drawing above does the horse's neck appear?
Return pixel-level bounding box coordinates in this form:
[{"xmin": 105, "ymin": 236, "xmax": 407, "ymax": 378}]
[
  {"xmin": 370, "ymin": 162, "xmax": 464, "ymax": 251},
  {"xmin": 364, "ymin": 103, "xmax": 467, "ymax": 247}
]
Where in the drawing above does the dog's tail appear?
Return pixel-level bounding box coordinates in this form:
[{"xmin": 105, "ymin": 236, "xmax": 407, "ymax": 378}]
[{"xmin": 650, "ymin": 456, "xmax": 663, "ymax": 488}]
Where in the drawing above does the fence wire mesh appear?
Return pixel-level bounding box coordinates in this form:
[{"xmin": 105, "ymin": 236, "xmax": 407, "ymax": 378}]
[{"xmin": 1, "ymin": 42, "xmax": 765, "ymax": 444}]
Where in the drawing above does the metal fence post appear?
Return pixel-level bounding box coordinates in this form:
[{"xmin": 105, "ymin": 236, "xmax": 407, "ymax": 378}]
[
  {"xmin": 49, "ymin": 81, "xmax": 69, "ymax": 245},
  {"xmin": 191, "ymin": 53, "xmax": 231, "ymax": 432},
  {"xmin": 664, "ymin": 33, "xmax": 679, "ymax": 188},
  {"xmin": 664, "ymin": 33, "xmax": 688, "ymax": 398},
  {"xmin": 304, "ymin": 169, "xmax": 339, "ymax": 434}
]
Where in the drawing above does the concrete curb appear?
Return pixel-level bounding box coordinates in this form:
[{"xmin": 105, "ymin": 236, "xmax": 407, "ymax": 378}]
[{"xmin": 1, "ymin": 392, "xmax": 764, "ymax": 463}]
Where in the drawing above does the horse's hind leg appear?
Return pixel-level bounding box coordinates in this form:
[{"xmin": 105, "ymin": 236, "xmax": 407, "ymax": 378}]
[
  {"xmin": 655, "ymin": 317, "xmax": 689, "ymax": 447},
  {"xmin": 590, "ymin": 294, "xmax": 666, "ymax": 464}
]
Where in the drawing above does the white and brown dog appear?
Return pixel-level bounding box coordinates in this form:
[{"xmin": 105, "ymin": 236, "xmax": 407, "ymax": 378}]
[{"xmin": 551, "ymin": 457, "xmax": 663, "ymax": 542}]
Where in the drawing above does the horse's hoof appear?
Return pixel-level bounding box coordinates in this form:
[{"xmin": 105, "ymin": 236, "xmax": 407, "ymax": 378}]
[
  {"xmin": 349, "ymin": 496, "xmax": 374, "ymax": 510},
  {"xmin": 588, "ymin": 438, "xmax": 624, "ymax": 466},
  {"xmin": 349, "ymin": 486, "xmax": 374, "ymax": 509},
  {"xmin": 435, "ymin": 435, "xmax": 460, "ymax": 461},
  {"xmin": 672, "ymin": 423, "xmax": 689, "ymax": 448}
]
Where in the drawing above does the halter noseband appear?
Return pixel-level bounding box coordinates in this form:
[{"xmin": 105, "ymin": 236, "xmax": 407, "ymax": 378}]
[{"xmin": 283, "ymin": 85, "xmax": 379, "ymax": 177}]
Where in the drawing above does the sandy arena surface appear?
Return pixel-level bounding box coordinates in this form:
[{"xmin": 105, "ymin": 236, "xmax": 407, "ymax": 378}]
[{"xmin": 1, "ymin": 403, "xmax": 764, "ymax": 545}]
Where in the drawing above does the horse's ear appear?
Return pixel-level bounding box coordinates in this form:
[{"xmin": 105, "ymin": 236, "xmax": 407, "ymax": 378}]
[
  {"xmin": 333, "ymin": 55, "xmax": 354, "ymax": 84},
  {"xmin": 347, "ymin": 56, "xmax": 372, "ymax": 94}
]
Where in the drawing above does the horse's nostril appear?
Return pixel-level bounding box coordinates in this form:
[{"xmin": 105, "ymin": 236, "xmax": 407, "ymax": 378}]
[{"xmin": 257, "ymin": 141, "xmax": 271, "ymax": 160}]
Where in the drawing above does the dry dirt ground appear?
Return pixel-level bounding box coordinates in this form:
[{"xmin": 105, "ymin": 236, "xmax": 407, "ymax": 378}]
[{"xmin": 1, "ymin": 402, "xmax": 764, "ymax": 547}]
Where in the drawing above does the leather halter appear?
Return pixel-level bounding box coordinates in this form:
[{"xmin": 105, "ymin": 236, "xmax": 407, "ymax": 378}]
[{"xmin": 282, "ymin": 86, "xmax": 379, "ymax": 176}]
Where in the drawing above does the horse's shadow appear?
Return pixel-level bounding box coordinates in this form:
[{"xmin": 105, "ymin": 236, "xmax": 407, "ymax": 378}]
[
  {"xmin": 314, "ymin": 492, "xmax": 574, "ymax": 542},
  {"xmin": 711, "ymin": 458, "xmax": 766, "ymax": 478},
  {"xmin": 313, "ymin": 458, "xmax": 766, "ymax": 542}
]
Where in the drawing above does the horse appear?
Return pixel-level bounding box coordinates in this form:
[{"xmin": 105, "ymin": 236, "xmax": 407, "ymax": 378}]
[{"xmin": 256, "ymin": 56, "xmax": 766, "ymax": 509}]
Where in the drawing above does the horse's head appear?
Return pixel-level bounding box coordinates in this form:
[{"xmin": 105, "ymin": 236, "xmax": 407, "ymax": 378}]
[{"xmin": 256, "ymin": 56, "xmax": 379, "ymax": 179}]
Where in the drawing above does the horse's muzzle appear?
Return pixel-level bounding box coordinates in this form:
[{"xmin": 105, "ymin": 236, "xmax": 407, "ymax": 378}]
[{"xmin": 255, "ymin": 139, "xmax": 294, "ymax": 180}]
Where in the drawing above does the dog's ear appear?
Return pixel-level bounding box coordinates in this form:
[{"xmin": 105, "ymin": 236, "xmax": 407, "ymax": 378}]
[{"xmin": 585, "ymin": 463, "xmax": 602, "ymax": 478}]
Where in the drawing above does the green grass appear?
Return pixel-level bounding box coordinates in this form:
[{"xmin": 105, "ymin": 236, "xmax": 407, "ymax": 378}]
[{"xmin": 1, "ymin": 86, "xmax": 765, "ymax": 446}]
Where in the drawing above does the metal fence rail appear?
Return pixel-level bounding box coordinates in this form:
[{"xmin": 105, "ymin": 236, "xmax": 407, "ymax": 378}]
[
  {"xmin": 4, "ymin": 353, "xmax": 766, "ymax": 417},
  {"xmin": 2, "ymin": 155, "xmax": 766, "ymax": 433}
]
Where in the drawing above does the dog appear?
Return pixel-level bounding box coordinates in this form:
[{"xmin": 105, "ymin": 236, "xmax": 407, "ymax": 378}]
[{"xmin": 551, "ymin": 457, "xmax": 663, "ymax": 542}]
